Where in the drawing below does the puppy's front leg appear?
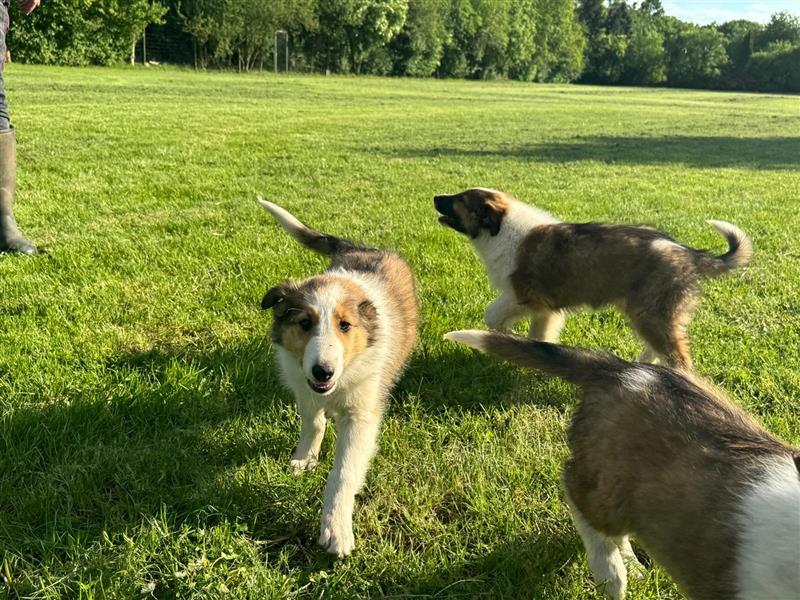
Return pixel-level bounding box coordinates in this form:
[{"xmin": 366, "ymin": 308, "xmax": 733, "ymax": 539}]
[
  {"xmin": 291, "ymin": 399, "xmax": 326, "ymax": 472},
  {"xmin": 529, "ymin": 309, "xmax": 566, "ymax": 343},
  {"xmin": 319, "ymin": 412, "xmax": 381, "ymax": 557},
  {"xmin": 485, "ymin": 293, "xmax": 526, "ymax": 332}
]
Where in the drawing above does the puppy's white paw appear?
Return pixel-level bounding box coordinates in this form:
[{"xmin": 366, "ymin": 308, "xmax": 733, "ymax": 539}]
[
  {"xmin": 318, "ymin": 512, "xmax": 355, "ymax": 558},
  {"xmin": 589, "ymin": 550, "xmax": 627, "ymax": 600},
  {"xmin": 599, "ymin": 577, "xmax": 626, "ymax": 600},
  {"xmin": 619, "ymin": 538, "xmax": 645, "ymax": 580},
  {"xmin": 624, "ymin": 556, "xmax": 646, "ymax": 581},
  {"xmin": 290, "ymin": 456, "xmax": 318, "ymax": 473}
]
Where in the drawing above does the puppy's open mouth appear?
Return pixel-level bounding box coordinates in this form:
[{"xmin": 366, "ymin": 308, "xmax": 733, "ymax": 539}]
[{"xmin": 307, "ymin": 379, "xmax": 337, "ymax": 395}]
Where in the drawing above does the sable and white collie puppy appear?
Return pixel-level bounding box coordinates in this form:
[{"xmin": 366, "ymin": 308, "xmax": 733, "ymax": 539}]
[
  {"xmin": 434, "ymin": 188, "xmax": 752, "ymax": 369},
  {"xmin": 258, "ymin": 198, "xmax": 417, "ymax": 557},
  {"xmin": 446, "ymin": 329, "xmax": 800, "ymax": 600}
]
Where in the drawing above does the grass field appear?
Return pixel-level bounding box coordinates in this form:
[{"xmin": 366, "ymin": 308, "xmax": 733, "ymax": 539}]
[{"xmin": 0, "ymin": 65, "xmax": 798, "ymax": 599}]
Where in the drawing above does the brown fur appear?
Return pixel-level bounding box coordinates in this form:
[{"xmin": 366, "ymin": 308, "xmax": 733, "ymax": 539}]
[
  {"xmin": 435, "ymin": 189, "xmax": 753, "ymax": 369},
  {"xmin": 259, "ymin": 199, "xmax": 419, "ymax": 557},
  {"xmin": 456, "ymin": 331, "xmax": 798, "ymax": 600},
  {"xmin": 263, "ymin": 234, "xmax": 417, "ymax": 390},
  {"xmin": 441, "ymin": 189, "xmax": 509, "ymax": 238}
]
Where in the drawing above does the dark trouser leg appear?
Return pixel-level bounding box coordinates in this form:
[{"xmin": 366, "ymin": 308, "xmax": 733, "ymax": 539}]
[
  {"xmin": 0, "ymin": 5, "xmax": 37, "ymax": 255},
  {"xmin": 0, "ymin": 2, "xmax": 10, "ymax": 130}
]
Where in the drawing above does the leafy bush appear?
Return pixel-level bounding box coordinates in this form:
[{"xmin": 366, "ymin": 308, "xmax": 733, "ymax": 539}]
[
  {"xmin": 745, "ymin": 44, "xmax": 800, "ymax": 92},
  {"xmin": 8, "ymin": 0, "xmax": 165, "ymax": 66},
  {"xmin": 666, "ymin": 26, "xmax": 728, "ymax": 88}
]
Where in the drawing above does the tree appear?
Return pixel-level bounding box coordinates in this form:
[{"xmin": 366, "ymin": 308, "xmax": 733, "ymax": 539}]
[
  {"xmin": 577, "ymin": 0, "xmax": 606, "ymax": 39},
  {"xmin": 505, "ymin": 0, "xmax": 538, "ymax": 80},
  {"xmin": 639, "ymin": 0, "xmax": 664, "ymax": 19},
  {"xmin": 756, "ymin": 11, "xmax": 800, "ymax": 51},
  {"xmin": 606, "ymin": 0, "xmax": 633, "ymax": 36},
  {"xmin": 390, "ymin": 0, "xmax": 448, "ymax": 77},
  {"xmin": 532, "ymin": 0, "xmax": 586, "ymax": 82},
  {"xmin": 666, "ymin": 26, "xmax": 728, "ymax": 88},
  {"xmin": 623, "ymin": 16, "xmax": 666, "ymax": 85},
  {"xmin": 304, "ymin": 0, "xmax": 408, "ymax": 73},
  {"xmin": 745, "ymin": 44, "xmax": 800, "ymax": 92},
  {"xmin": 585, "ymin": 32, "xmax": 628, "ymax": 83},
  {"xmin": 9, "ymin": 0, "xmax": 166, "ymax": 66},
  {"xmin": 717, "ymin": 19, "xmax": 762, "ymax": 89}
]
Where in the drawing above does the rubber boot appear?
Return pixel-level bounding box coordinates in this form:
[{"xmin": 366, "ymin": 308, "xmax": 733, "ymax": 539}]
[{"xmin": 0, "ymin": 128, "xmax": 37, "ymax": 254}]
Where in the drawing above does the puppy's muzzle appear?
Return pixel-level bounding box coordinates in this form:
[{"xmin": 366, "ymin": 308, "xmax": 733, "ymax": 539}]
[
  {"xmin": 434, "ymin": 195, "xmax": 459, "ymax": 229},
  {"xmin": 308, "ymin": 363, "xmax": 337, "ymax": 394}
]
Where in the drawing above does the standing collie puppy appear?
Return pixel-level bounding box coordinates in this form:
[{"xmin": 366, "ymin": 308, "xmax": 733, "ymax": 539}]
[
  {"xmin": 445, "ymin": 329, "xmax": 800, "ymax": 600},
  {"xmin": 258, "ymin": 198, "xmax": 417, "ymax": 557},
  {"xmin": 434, "ymin": 188, "xmax": 752, "ymax": 369}
]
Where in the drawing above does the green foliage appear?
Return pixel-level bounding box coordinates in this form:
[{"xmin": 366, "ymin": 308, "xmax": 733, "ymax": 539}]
[
  {"xmin": 745, "ymin": 43, "xmax": 800, "ymax": 92},
  {"xmin": 4, "ymin": 0, "xmax": 800, "ymax": 91},
  {"xmin": 530, "ymin": 0, "xmax": 586, "ymax": 83},
  {"xmin": 606, "ymin": 0, "xmax": 633, "ymax": 36},
  {"xmin": 8, "ymin": 0, "xmax": 165, "ymax": 66},
  {"xmin": 622, "ymin": 17, "xmax": 666, "ymax": 85},
  {"xmin": 756, "ymin": 11, "xmax": 800, "ymax": 50},
  {"xmin": 302, "ymin": 0, "xmax": 408, "ymax": 74},
  {"xmin": 577, "ymin": 0, "xmax": 606, "ymax": 39},
  {"xmin": 666, "ymin": 26, "xmax": 728, "ymax": 88},
  {"xmin": 390, "ymin": 0, "xmax": 449, "ymax": 77},
  {"xmin": 584, "ymin": 32, "xmax": 628, "ymax": 84},
  {"xmin": 176, "ymin": 0, "xmax": 317, "ymax": 70}
]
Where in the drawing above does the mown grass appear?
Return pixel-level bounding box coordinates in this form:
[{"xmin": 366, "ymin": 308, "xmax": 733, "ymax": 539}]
[{"xmin": 0, "ymin": 65, "xmax": 798, "ymax": 598}]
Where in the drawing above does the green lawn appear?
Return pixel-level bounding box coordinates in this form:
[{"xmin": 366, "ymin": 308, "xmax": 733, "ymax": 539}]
[{"xmin": 0, "ymin": 65, "xmax": 798, "ymax": 599}]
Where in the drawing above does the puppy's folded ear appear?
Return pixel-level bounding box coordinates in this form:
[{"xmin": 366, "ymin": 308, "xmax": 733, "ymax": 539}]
[
  {"xmin": 358, "ymin": 299, "xmax": 379, "ymax": 344},
  {"xmin": 480, "ymin": 202, "xmax": 504, "ymax": 236},
  {"xmin": 358, "ymin": 299, "xmax": 377, "ymax": 322},
  {"xmin": 261, "ymin": 286, "xmax": 285, "ymax": 310}
]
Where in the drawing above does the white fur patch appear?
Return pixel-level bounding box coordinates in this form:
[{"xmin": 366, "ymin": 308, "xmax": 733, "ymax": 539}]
[
  {"xmin": 257, "ymin": 197, "xmax": 310, "ymax": 242},
  {"xmin": 472, "ymin": 198, "xmax": 559, "ymax": 292},
  {"xmin": 618, "ymin": 367, "xmax": 657, "ymax": 393},
  {"xmin": 444, "ymin": 330, "xmax": 490, "ymax": 352},
  {"xmin": 303, "ymin": 284, "xmax": 345, "ymax": 384},
  {"xmin": 735, "ymin": 455, "xmax": 800, "ymax": 600},
  {"xmin": 650, "ymin": 238, "xmax": 682, "ymax": 253}
]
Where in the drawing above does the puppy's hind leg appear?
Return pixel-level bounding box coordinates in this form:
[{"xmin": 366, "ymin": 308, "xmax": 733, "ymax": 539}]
[
  {"xmin": 529, "ymin": 309, "xmax": 566, "ymax": 343},
  {"xmin": 485, "ymin": 293, "xmax": 527, "ymax": 333},
  {"xmin": 633, "ymin": 315, "xmax": 692, "ymax": 371},
  {"xmin": 565, "ymin": 491, "xmax": 627, "ymax": 600},
  {"xmin": 618, "ymin": 536, "xmax": 646, "ymax": 580},
  {"xmin": 636, "ymin": 345, "xmax": 662, "ymax": 365}
]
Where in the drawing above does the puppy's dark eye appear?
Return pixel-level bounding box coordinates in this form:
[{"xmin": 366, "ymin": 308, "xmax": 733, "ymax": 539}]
[
  {"xmin": 299, "ymin": 319, "xmax": 312, "ymax": 331},
  {"xmin": 339, "ymin": 321, "xmax": 351, "ymax": 333}
]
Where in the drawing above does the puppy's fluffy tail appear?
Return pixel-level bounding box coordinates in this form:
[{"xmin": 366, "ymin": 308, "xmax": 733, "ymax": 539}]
[
  {"xmin": 694, "ymin": 220, "xmax": 753, "ymax": 277},
  {"xmin": 444, "ymin": 330, "xmax": 628, "ymax": 387},
  {"xmin": 257, "ymin": 197, "xmax": 359, "ymax": 256}
]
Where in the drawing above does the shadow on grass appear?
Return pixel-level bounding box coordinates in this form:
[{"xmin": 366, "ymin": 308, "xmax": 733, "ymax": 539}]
[
  {"xmin": 395, "ymin": 344, "xmax": 577, "ymax": 416},
  {"xmin": 376, "ymin": 530, "xmax": 580, "ymax": 599},
  {"xmin": 0, "ymin": 337, "xmax": 337, "ymax": 581},
  {"xmin": 0, "ymin": 336, "xmax": 577, "ymax": 594},
  {"xmin": 379, "ymin": 136, "xmax": 800, "ymax": 170}
]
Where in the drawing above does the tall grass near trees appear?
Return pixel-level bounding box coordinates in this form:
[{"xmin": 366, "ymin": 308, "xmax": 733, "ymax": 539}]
[{"xmin": 0, "ymin": 65, "xmax": 798, "ymax": 598}]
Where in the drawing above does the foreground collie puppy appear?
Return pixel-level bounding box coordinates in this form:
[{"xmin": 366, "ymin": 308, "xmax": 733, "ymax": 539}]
[
  {"xmin": 434, "ymin": 188, "xmax": 752, "ymax": 369},
  {"xmin": 258, "ymin": 199, "xmax": 417, "ymax": 557},
  {"xmin": 446, "ymin": 329, "xmax": 800, "ymax": 600}
]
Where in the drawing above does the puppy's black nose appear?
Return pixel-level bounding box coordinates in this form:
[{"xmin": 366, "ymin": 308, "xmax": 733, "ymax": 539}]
[{"xmin": 312, "ymin": 364, "xmax": 334, "ymax": 382}]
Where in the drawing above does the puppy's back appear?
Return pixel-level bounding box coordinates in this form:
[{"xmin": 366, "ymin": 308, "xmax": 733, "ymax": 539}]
[{"xmin": 566, "ymin": 368, "xmax": 796, "ymax": 600}]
